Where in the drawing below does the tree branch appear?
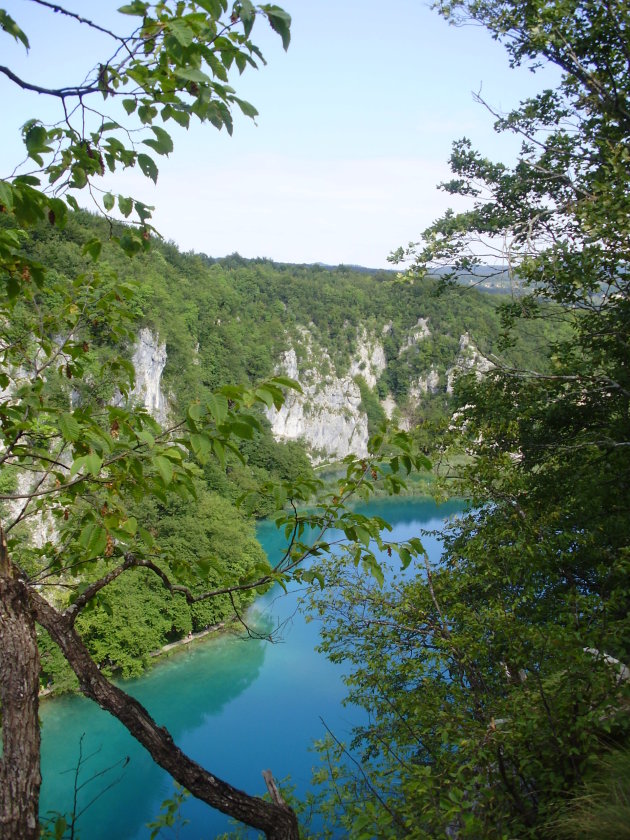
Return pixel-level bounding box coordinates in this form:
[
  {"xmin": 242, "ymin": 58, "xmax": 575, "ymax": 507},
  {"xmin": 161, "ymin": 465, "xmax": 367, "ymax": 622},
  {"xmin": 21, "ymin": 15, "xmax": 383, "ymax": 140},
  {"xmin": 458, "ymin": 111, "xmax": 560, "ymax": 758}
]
[
  {"xmin": 0, "ymin": 64, "xmax": 100, "ymax": 99},
  {"xmin": 63, "ymin": 555, "xmax": 135, "ymax": 624},
  {"xmin": 26, "ymin": 0, "xmax": 126, "ymax": 43},
  {"xmin": 30, "ymin": 589, "xmax": 299, "ymax": 840}
]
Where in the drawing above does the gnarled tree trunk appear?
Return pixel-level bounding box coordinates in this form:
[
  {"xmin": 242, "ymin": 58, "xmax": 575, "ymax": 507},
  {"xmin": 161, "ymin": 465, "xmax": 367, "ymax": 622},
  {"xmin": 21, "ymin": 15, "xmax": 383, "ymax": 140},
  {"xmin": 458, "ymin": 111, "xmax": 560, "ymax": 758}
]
[{"xmin": 0, "ymin": 575, "xmax": 41, "ymax": 840}]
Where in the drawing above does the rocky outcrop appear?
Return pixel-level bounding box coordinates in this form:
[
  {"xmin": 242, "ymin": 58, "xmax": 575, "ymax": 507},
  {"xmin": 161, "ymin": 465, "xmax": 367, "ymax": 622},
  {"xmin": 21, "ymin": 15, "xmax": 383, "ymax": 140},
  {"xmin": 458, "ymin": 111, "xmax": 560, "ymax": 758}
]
[
  {"xmin": 399, "ymin": 317, "xmax": 430, "ymax": 355},
  {"xmin": 348, "ymin": 329, "xmax": 386, "ymax": 389},
  {"xmin": 131, "ymin": 328, "xmax": 169, "ymax": 426},
  {"xmin": 409, "ymin": 367, "xmax": 440, "ymax": 399},
  {"xmin": 267, "ymin": 330, "xmax": 369, "ymax": 463},
  {"xmin": 447, "ymin": 333, "xmax": 494, "ymax": 394},
  {"xmin": 380, "ymin": 395, "xmax": 397, "ymax": 420}
]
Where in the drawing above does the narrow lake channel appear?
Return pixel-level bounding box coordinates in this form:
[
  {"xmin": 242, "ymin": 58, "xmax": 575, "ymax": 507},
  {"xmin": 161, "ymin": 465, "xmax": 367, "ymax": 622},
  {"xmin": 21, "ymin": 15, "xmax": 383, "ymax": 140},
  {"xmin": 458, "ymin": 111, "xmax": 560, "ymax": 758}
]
[{"xmin": 39, "ymin": 497, "xmax": 464, "ymax": 838}]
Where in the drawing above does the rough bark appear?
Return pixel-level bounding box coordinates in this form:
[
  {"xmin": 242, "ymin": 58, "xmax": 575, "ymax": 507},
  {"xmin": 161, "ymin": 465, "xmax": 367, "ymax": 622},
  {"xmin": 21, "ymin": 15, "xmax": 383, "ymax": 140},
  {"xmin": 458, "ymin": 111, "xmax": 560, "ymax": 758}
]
[
  {"xmin": 30, "ymin": 589, "xmax": 299, "ymax": 840},
  {"xmin": 0, "ymin": 577, "xmax": 42, "ymax": 840}
]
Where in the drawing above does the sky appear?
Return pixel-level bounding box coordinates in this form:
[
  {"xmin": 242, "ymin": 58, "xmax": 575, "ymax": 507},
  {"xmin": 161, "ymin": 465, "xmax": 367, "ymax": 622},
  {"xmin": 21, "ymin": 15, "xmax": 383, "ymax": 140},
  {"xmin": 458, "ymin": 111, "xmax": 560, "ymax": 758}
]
[{"xmin": 1, "ymin": 1, "xmax": 559, "ymax": 268}]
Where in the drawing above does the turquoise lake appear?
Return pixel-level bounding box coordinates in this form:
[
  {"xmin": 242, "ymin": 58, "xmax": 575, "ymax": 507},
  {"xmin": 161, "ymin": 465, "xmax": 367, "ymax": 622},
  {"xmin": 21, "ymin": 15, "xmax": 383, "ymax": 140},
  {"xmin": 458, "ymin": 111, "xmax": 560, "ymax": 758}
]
[{"xmin": 39, "ymin": 497, "xmax": 464, "ymax": 838}]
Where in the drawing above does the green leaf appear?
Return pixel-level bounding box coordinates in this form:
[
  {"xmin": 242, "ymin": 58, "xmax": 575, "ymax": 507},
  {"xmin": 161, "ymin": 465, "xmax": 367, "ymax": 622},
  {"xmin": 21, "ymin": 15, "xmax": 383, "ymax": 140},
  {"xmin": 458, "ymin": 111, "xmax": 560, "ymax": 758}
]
[
  {"xmin": 0, "ymin": 180, "xmax": 14, "ymax": 211},
  {"xmin": 190, "ymin": 433, "xmax": 212, "ymax": 463},
  {"xmin": 118, "ymin": 195, "xmax": 133, "ymax": 217},
  {"xmin": 143, "ymin": 126, "xmax": 174, "ymax": 156},
  {"xmin": 120, "ymin": 516, "xmax": 138, "ymax": 535},
  {"xmin": 235, "ymin": 97, "xmax": 258, "ymax": 119},
  {"xmin": 23, "ymin": 122, "xmax": 52, "ymax": 164},
  {"xmin": 117, "ymin": 1, "xmax": 149, "ymax": 15},
  {"xmin": 263, "ymin": 6, "xmax": 291, "ymax": 51},
  {"xmin": 122, "ymin": 98, "xmax": 137, "ymax": 114},
  {"xmin": 53, "ymin": 815, "xmax": 67, "ymax": 840},
  {"xmin": 78, "ymin": 523, "xmax": 108, "ymax": 558},
  {"xmin": 0, "ymin": 10, "xmax": 30, "ymax": 49},
  {"xmin": 138, "ymin": 526, "xmax": 156, "ymax": 550},
  {"xmin": 167, "ymin": 18, "xmax": 194, "ymax": 47},
  {"xmin": 137, "ymin": 153, "xmax": 158, "ymax": 183},
  {"xmin": 103, "ymin": 192, "xmax": 115, "ymax": 211},
  {"xmin": 238, "ymin": 0, "xmax": 256, "ymax": 37},
  {"xmin": 270, "ymin": 375, "xmax": 302, "ymax": 393},
  {"xmin": 399, "ymin": 546, "xmax": 412, "ymax": 570},
  {"xmin": 59, "ymin": 412, "xmax": 81, "ymax": 442},
  {"xmin": 195, "ymin": 0, "xmax": 223, "ymax": 15},
  {"xmin": 230, "ymin": 420, "xmax": 255, "ymax": 440},
  {"xmin": 137, "ymin": 430, "xmax": 155, "ymax": 448},
  {"xmin": 82, "ymin": 238, "xmax": 102, "ymax": 261},
  {"xmin": 85, "ymin": 453, "xmax": 103, "ymax": 476},
  {"xmin": 70, "ymin": 455, "xmax": 88, "ymax": 477},
  {"xmin": 154, "ymin": 455, "xmax": 174, "ymax": 485},
  {"xmin": 71, "ymin": 168, "xmax": 87, "ymax": 190},
  {"xmin": 212, "ymin": 438, "xmax": 226, "ymax": 468},
  {"xmin": 355, "ymin": 525, "xmax": 371, "ymax": 547},
  {"xmin": 187, "ymin": 403, "xmax": 203, "ymax": 422},
  {"xmin": 207, "ymin": 393, "xmax": 228, "ymax": 424},
  {"xmin": 255, "ymin": 386, "xmax": 275, "ymax": 409},
  {"xmin": 175, "ymin": 67, "xmax": 211, "ymax": 84}
]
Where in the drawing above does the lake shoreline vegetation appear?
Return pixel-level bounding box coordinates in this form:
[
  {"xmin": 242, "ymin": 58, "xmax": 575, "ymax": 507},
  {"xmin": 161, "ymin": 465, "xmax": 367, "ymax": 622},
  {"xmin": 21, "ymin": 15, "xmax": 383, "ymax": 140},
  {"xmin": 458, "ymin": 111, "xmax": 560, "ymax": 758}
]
[{"xmin": 38, "ymin": 615, "xmax": 237, "ymax": 700}]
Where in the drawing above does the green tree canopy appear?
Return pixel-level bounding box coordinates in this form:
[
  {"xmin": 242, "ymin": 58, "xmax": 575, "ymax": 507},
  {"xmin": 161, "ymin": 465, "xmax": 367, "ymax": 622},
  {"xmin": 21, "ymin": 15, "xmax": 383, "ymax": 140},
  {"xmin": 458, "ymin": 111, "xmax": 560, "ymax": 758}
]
[{"xmin": 310, "ymin": 1, "xmax": 630, "ymax": 836}]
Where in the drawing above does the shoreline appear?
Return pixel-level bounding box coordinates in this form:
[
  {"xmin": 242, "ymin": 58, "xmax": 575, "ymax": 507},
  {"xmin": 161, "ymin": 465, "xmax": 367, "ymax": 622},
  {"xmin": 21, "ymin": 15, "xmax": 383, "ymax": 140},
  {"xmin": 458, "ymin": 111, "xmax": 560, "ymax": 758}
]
[
  {"xmin": 149, "ymin": 620, "xmax": 228, "ymax": 659},
  {"xmin": 39, "ymin": 618, "xmax": 235, "ymax": 701}
]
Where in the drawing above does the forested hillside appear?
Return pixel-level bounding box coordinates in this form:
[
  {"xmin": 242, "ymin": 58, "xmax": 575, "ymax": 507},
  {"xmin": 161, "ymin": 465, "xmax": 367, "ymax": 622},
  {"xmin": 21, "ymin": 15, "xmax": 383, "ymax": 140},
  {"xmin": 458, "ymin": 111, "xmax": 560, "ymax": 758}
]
[{"xmin": 24, "ymin": 209, "xmax": 556, "ymax": 429}]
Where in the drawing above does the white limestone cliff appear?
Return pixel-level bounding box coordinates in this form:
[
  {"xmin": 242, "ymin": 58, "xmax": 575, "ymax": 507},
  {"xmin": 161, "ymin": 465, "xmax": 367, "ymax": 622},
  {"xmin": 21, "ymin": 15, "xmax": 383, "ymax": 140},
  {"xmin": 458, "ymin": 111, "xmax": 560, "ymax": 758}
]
[
  {"xmin": 399, "ymin": 317, "xmax": 430, "ymax": 355},
  {"xmin": 348, "ymin": 328, "xmax": 387, "ymax": 389},
  {"xmin": 131, "ymin": 328, "xmax": 169, "ymax": 426},
  {"xmin": 267, "ymin": 330, "xmax": 369, "ymax": 463},
  {"xmin": 380, "ymin": 394, "xmax": 397, "ymax": 420},
  {"xmin": 409, "ymin": 367, "xmax": 441, "ymax": 399},
  {"xmin": 446, "ymin": 332, "xmax": 494, "ymax": 394}
]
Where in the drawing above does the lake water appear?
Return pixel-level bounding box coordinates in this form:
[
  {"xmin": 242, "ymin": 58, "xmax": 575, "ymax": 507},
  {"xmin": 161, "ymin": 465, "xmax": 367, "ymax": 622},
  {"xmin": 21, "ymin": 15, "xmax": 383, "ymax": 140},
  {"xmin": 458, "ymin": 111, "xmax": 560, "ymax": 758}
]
[{"xmin": 39, "ymin": 497, "xmax": 464, "ymax": 838}]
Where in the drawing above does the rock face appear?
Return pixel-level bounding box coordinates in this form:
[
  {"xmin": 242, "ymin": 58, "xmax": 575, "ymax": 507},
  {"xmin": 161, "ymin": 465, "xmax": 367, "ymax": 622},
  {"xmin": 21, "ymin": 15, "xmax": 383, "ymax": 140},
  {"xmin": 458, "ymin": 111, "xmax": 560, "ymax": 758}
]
[
  {"xmin": 131, "ymin": 328, "xmax": 169, "ymax": 426},
  {"xmin": 409, "ymin": 367, "xmax": 440, "ymax": 399},
  {"xmin": 380, "ymin": 394, "xmax": 397, "ymax": 420},
  {"xmin": 267, "ymin": 330, "xmax": 369, "ymax": 463},
  {"xmin": 348, "ymin": 329, "xmax": 387, "ymax": 389},
  {"xmin": 399, "ymin": 317, "xmax": 430, "ymax": 355},
  {"xmin": 122, "ymin": 325, "xmax": 493, "ymax": 463},
  {"xmin": 447, "ymin": 332, "xmax": 494, "ymax": 394}
]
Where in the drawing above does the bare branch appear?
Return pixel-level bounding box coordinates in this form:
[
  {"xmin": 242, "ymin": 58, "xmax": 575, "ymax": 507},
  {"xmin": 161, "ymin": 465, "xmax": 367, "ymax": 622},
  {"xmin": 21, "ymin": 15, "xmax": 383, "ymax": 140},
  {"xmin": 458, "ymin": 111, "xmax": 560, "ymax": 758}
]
[
  {"xmin": 0, "ymin": 64, "xmax": 100, "ymax": 99},
  {"xmin": 26, "ymin": 0, "xmax": 126, "ymax": 42}
]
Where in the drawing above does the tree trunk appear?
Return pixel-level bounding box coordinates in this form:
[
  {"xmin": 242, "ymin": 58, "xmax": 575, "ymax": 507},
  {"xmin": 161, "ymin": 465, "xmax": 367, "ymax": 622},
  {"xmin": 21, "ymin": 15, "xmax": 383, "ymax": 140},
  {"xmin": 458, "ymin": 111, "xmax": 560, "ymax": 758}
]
[
  {"xmin": 31, "ymin": 590, "xmax": 299, "ymax": 840},
  {"xmin": 0, "ymin": 576, "xmax": 41, "ymax": 840}
]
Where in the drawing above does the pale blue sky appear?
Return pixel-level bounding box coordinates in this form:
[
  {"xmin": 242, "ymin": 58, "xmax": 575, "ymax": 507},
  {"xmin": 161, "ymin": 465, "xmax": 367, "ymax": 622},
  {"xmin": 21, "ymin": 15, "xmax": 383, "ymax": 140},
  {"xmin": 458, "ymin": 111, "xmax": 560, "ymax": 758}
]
[{"xmin": 1, "ymin": 1, "xmax": 558, "ymax": 267}]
